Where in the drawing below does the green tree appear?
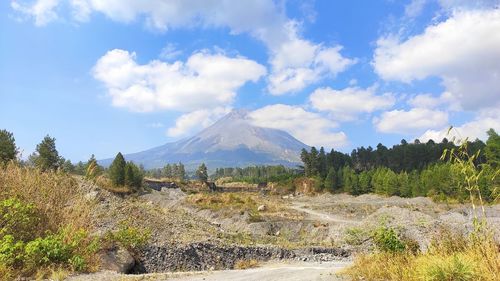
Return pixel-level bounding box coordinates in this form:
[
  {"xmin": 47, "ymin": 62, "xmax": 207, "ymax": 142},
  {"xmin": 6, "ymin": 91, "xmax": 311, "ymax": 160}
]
[
  {"xmin": 109, "ymin": 152, "xmax": 126, "ymax": 186},
  {"xmin": 196, "ymin": 163, "xmax": 208, "ymax": 182},
  {"xmin": 85, "ymin": 154, "xmax": 103, "ymax": 180},
  {"xmin": 124, "ymin": 162, "xmax": 143, "ymax": 188},
  {"xmin": 0, "ymin": 129, "xmax": 17, "ymax": 164},
  {"xmin": 324, "ymin": 167, "xmax": 337, "ymax": 192},
  {"xmin": 485, "ymin": 128, "xmax": 500, "ymax": 168},
  {"xmin": 34, "ymin": 135, "xmax": 61, "ymax": 171}
]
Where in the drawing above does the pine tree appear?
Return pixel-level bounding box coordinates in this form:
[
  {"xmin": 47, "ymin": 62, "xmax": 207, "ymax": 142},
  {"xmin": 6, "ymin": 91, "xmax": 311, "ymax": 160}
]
[
  {"xmin": 324, "ymin": 167, "xmax": 337, "ymax": 192},
  {"xmin": 109, "ymin": 152, "xmax": 126, "ymax": 186},
  {"xmin": 485, "ymin": 129, "xmax": 500, "ymax": 168},
  {"xmin": 196, "ymin": 163, "xmax": 208, "ymax": 182},
  {"xmin": 34, "ymin": 135, "xmax": 61, "ymax": 171},
  {"xmin": 0, "ymin": 129, "xmax": 17, "ymax": 164}
]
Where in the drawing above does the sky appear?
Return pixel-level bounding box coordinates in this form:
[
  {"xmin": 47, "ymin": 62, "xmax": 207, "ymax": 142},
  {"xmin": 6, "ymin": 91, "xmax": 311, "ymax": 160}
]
[{"xmin": 1, "ymin": 0, "xmax": 499, "ymax": 162}]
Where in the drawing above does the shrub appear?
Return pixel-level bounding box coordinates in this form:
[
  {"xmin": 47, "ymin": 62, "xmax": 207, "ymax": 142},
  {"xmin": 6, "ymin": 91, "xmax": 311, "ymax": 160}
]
[
  {"xmin": 0, "ymin": 235, "xmax": 25, "ymax": 267},
  {"xmin": 372, "ymin": 226, "xmax": 406, "ymax": 253},
  {"xmin": 417, "ymin": 254, "xmax": 479, "ymax": 281},
  {"xmin": 0, "ymin": 198, "xmax": 41, "ymax": 241},
  {"xmin": 106, "ymin": 223, "xmax": 150, "ymax": 252}
]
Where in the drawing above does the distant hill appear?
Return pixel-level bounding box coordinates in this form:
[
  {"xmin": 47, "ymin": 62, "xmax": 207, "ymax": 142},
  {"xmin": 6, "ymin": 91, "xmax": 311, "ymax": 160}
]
[{"xmin": 99, "ymin": 109, "xmax": 309, "ymax": 170}]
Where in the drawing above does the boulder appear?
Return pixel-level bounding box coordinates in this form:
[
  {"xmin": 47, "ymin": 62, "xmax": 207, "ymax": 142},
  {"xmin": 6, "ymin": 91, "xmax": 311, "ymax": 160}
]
[
  {"xmin": 99, "ymin": 246, "xmax": 135, "ymax": 273},
  {"xmin": 257, "ymin": 205, "xmax": 266, "ymax": 212}
]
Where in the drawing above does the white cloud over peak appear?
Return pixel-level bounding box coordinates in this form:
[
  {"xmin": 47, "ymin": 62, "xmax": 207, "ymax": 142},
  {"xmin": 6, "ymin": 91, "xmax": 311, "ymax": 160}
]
[
  {"xmin": 373, "ymin": 9, "xmax": 500, "ymax": 110},
  {"xmin": 167, "ymin": 107, "xmax": 231, "ymax": 138},
  {"xmin": 93, "ymin": 49, "xmax": 266, "ymax": 112},
  {"xmin": 419, "ymin": 108, "xmax": 500, "ymax": 143},
  {"xmin": 249, "ymin": 104, "xmax": 347, "ymax": 148},
  {"xmin": 309, "ymin": 86, "xmax": 395, "ymax": 121},
  {"xmin": 374, "ymin": 108, "xmax": 449, "ymax": 134}
]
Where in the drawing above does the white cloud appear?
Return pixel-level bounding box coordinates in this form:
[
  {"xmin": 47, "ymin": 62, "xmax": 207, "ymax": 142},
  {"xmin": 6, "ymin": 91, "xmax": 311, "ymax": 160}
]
[
  {"xmin": 374, "ymin": 108, "xmax": 449, "ymax": 134},
  {"xmin": 249, "ymin": 104, "xmax": 347, "ymax": 148},
  {"xmin": 267, "ymin": 22, "xmax": 356, "ymax": 95},
  {"xmin": 373, "ymin": 9, "xmax": 500, "ymax": 110},
  {"xmin": 92, "ymin": 49, "xmax": 266, "ymax": 113},
  {"xmin": 13, "ymin": 0, "xmax": 354, "ymax": 95},
  {"xmin": 420, "ymin": 108, "xmax": 500, "ymax": 143},
  {"xmin": 167, "ymin": 107, "xmax": 231, "ymax": 137},
  {"xmin": 11, "ymin": 0, "xmax": 60, "ymax": 26},
  {"xmin": 310, "ymin": 86, "xmax": 395, "ymax": 120},
  {"xmin": 159, "ymin": 43, "xmax": 182, "ymax": 60},
  {"xmin": 407, "ymin": 92, "xmax": 457, "ymax": 109}
]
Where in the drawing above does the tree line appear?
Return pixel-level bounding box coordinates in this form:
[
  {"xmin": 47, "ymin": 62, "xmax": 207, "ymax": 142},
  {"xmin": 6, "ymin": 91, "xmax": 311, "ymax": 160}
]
[
  {"xmin": 301, "ymin": 129, "xmax": 499, "ymax": 202},
  {"xmin": 0, "ymin": 130, "xmax": 144, "ymax": 189},
  {"xmin": 212, "ymin": 165, "xmax": 301, "ymax": 183},
  {"xmin": 145, "ymin": 162, "xmax": 186, "ymax": 181}
]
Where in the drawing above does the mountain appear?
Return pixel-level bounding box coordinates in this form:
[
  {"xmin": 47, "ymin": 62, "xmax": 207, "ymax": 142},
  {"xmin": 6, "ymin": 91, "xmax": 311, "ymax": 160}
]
[{"xmin": 100, "ymin": 109, "xmax": 309, "ymax": 170}]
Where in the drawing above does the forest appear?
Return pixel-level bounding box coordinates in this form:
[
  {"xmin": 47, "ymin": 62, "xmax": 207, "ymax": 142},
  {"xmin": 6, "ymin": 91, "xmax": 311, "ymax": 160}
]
[{"xmin": 300, "ymin": 129, "xmax": 499, "ymax": 201}]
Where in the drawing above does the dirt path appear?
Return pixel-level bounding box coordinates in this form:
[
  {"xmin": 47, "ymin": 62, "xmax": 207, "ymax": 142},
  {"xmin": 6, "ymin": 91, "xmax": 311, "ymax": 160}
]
[
  {"xmin": 289, "ymin": 202, "xmax": 359, "ymax": 225},
  {"xmin": 68, "ymin": 261, "xmax": 351, "ymax": 281},
  {"xmin": 167, "ymin": 261, "xmax": 351, "ymax": 281}
]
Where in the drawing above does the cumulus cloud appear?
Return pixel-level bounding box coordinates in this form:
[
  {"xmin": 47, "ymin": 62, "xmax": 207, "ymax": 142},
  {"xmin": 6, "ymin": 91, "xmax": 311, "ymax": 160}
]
[
  {"xmin": 310, "ymin": 86, "xmax": 395, "ymax": 121},
  {"xmin": 420, "ymin": 108, "xmax": 500, "ymax": 143},
  {"xmin": 373, "ymin": 9, "xmax": 500, "ymax": 110},
  {"xmin": 167, "ymin": 107, "xmax": 231, "ymax": 137},
  {"xmin": 11, "ymin": 0, "xmax": 60, "ymax": 26},
  {"xmin": 249, "ymin": 104, "xmax": 347, "ymax": 148},
  {"xmin": 267, "ymin": 22, "xmax": 356, "ymax": 95},
  {"xmin": 13, "ymin": 0, "xmax": 354, "ymax": 95},
  {"xmin": 407, "ymin": 92, "xmax": 458, "ymax": 109},
  {"xmin": 374, "ymin": 108, "xmax": 449, "ymax": 134},
  {"xmin": 92, "ymin": 49, "xmax": 266, "ymax": 112}
]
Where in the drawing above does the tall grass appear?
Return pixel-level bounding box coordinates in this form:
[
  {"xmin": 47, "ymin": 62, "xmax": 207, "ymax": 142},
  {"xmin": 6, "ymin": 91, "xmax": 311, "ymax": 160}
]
[{"xmin": 0, "ymin": 162, "xmax": 98, "ymax": 279}]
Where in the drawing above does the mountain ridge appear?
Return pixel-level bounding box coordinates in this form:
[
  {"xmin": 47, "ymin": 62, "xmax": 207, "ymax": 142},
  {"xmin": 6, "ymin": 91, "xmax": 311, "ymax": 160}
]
[{"xmin": 99, "ymin": 109, "xmax": 309, "ymax": 170}]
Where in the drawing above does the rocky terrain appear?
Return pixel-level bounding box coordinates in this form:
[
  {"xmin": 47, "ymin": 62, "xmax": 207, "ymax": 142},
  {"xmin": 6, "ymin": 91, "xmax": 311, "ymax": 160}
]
[{"xmin": 72, "ymin": 180, "xmax": 500, "ymax": 280}]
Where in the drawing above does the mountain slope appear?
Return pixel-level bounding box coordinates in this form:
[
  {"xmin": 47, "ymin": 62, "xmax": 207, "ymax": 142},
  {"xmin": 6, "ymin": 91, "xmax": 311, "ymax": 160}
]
[{"xmin": 101, "ymin": 110, "xmax": 309, "ymax": 169}]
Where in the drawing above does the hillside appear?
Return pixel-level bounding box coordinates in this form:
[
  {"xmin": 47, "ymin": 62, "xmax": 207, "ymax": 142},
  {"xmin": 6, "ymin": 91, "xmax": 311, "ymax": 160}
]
[{"xmin": 100, "ymin": 110, "xmax": 309, "ymax": 169}]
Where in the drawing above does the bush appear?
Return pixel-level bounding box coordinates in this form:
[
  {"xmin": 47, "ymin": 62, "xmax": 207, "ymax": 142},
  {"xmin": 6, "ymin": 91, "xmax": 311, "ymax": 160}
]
[
  {"xmin": 0, "ymin": 198, "xmax": 40, "ymax": 241},
  {"xmin": 417, "ymin": 254, "xmax": 479, "ymax": 281},
  {"xmin": 106, "ymin": 223, "xmax": 150, "ymax": 252},
  {"xmin": 372, "ymin": 226, "xmax": 406, "ymax": 253},
  {"xmin": 0, "ymin": 164, "xmax": 98, "ymax": 277}
]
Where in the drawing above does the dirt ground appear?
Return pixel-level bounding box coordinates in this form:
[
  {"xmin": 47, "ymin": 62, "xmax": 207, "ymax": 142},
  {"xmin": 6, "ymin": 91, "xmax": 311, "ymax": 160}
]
[{"xmin": 77, "ymin": 183, "xmax": 500, "ymax": 280}]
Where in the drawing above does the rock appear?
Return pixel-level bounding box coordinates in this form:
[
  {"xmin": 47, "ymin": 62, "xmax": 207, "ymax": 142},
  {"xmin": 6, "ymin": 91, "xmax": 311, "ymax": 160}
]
[
  {"xmin": 99, "ymin": 246, "xmax": 135, "ymax": 273},
  {"xmin": 84, "ymin": 191, "xmax": 99, "ymax": 201},
  {"xmin": 257, "ymin": 205, "xmax": 266, "ymax": 212},
  {"xmin": 275, "ymin": 231, "xmax": 281, "ymax": 236}
]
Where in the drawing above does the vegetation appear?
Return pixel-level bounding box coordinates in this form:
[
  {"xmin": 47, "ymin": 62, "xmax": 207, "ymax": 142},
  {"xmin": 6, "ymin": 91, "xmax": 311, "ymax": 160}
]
[
  {"xmin": 108, "ymin": 152, "xmax": 143, "ymax": 190},
  {"xmin": 196, "ymin": 163, "xmax": 208, "ymax": 182},
  {"xmin": 213, "ymin": 165, "xmax": 301, "ymax": 184},
  {"xmin": 301, "ymin": 129, "xmax": 499, "ymax": 202},
  {"xmin": 0, "ymin": 163, "xmax": 99, "ymax": 279},
  {"xmin": 146, "ymin": 162, "xmax": 186, "ymax": 180},
  {"xmin": 344, "ymin": 130, "xmax": 500, "ymax": 281},
  {"xmin": 0, "ymin": 129, "xmax": 17, "ymax": 164},
  {"xmin": 31, "ymin": 135, "xmax": 62, "ymax": 171}
]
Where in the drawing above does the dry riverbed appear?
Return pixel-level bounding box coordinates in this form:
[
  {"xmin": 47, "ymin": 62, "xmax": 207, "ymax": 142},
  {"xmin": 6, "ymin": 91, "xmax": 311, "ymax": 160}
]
[{"xmin": 74, "ymin": 182, "xmax": 500, "ymax": 280}]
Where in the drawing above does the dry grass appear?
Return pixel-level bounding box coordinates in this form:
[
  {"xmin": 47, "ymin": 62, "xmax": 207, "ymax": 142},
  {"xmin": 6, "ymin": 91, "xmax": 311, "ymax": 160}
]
[
  {"xmin": 0, "ymin": 163, "xmax": 93, "ymax": 235},
  {"xmin": 0, "ymin": 163, "xmax": 99, "ymax": 278},
  {"xmin": 234, "ymin": 259, "xmax": 259, "ymax": 269},
  {"xmin": 344, "ymin": 227, "xmax": 500, "ymax": 281}
]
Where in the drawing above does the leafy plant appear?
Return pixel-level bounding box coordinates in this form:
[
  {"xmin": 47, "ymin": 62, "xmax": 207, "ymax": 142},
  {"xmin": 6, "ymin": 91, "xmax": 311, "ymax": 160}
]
[{"xmin": 372, "ymin": 226, "xmax": 406, "ymax": 253}]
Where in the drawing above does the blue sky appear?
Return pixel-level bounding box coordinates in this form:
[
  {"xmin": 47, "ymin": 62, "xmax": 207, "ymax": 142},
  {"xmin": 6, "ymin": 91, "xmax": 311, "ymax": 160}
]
[{"xmin": 1, "ymin": 0, "xmax": 499, "ymax": 162}]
